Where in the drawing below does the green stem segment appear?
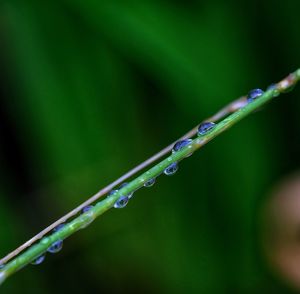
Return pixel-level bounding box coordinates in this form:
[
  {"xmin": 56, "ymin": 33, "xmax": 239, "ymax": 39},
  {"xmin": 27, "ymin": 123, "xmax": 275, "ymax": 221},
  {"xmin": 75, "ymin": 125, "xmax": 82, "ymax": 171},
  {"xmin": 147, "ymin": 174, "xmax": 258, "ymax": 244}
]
[{"xmin": 1, "ymin": 69, "xmax": 299, "ymax": 284}]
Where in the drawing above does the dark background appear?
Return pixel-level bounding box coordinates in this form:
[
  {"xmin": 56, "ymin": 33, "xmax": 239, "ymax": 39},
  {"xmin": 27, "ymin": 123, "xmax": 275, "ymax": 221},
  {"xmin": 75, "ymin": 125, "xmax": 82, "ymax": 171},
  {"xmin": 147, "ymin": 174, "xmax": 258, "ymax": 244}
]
[{"xmin": 1, "ymin": 0, "xmax": 300, "ymax": 293}]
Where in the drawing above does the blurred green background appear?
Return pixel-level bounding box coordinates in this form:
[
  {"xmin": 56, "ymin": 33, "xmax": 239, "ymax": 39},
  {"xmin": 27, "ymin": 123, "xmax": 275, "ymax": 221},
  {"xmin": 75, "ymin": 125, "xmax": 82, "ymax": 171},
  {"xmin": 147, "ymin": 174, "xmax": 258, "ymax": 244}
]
[{"xmin": 1, "ymin": 0, "xmax": 300, "ymax": 293}]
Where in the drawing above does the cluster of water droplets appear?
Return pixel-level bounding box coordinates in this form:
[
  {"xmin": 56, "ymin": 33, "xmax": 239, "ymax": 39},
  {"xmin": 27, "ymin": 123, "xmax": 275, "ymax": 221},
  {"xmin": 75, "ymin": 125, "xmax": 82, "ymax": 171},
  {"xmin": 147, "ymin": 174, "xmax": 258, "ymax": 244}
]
[
  {"xmin": 111, "ymin": 136, "xmax": 213, "ymax": 208},
  {"xmin": 31, "ymin": 203, "xmax": 102, "ymax": 266},
  {"xmin": 21, "ymin": 80, "xmax": 285, "ymax": 269},
  {"xmin": 28, "ymin": 82, "xmax": 279, "ymax": 266},
  {"xmin": 28, "ymin": 130, "xmax": 199, "ymax": 266},
  {"xmin": 247, "ymin": 81, "xmax": 284, "ymax": 103},
  {"xmin": 108, "ymin": 182, "xmax": 135, "ymax": 209},
  {"xmin": 118, "ymin": 183, "xmax": 134, "ymax": 199},
  {"xmin": 79, "ymin": 204, "xmax": 96, "ymax": 229},
  {"xmin": 110, "ymin": 139, "xmax": 196, "ymax": 209},
  {"xmin": 47, "ymin": 224, "xmax": 65, "ymax": 254},
  {"xmin": 31, "ymin": 224, "xmax": 66, "ymax": 266}
]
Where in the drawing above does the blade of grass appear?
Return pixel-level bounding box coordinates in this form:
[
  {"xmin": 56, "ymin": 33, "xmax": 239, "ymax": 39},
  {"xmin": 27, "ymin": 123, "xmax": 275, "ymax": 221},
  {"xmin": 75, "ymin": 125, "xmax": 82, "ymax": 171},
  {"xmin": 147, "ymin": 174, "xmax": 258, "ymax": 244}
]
[{"xmin": 0, "ymin": 70, "xmax": 299, "ymax": 284}]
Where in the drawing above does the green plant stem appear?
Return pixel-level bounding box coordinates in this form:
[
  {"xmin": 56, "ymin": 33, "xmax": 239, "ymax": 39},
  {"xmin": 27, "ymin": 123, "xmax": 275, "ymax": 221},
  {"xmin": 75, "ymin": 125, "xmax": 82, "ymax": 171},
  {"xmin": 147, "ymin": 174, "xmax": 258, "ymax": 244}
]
[
  {"xmin": 0, "ymin": 95, "xmax": 249, "ymax": 269},
  {"xmin": 0, "ymin": 69, "xmax": 299, "ymax": 285},
  {"xmin": 0, "ymin": 96, "xmax": 246, "ymax": 267}
]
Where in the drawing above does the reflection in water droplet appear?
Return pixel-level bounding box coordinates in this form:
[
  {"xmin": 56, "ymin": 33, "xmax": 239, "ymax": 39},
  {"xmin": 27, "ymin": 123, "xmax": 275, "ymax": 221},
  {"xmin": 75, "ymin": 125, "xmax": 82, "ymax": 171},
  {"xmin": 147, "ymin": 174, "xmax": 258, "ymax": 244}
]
[
  {"xmin": 53, "ymin": 223, "xmax": 65, "ymax": 232},
  {"xmin": 108, "ymin": 189, "xmax": 118, "ymax": 197},
  {"xmin": 81, "ymin": 205, "xmax": 93, "ymax": 214},
  {"xmin": 172, "ymin": 139, "xmax": 193, "ymax": 153},
  {"xmin": 197, "ymin": 122, "xmax": 216, "ymax": 136},
  {"xmin": 47, "ymin": 240, "xmax": 63, "ymax": 254},
  {"xmin": 164, "ymin": 162, "xmax": 178, "ymax": 176},
  {"xmin": 79, "ymin": 209, "xmax": 96, "ymax": 229},
  {"xmin": 144, "ymin": 178, "xmax": 155, "ymax": 187},
  {"xmin": 31, "ymin": 255, "xmax": 46, "ymax": 265},
  {"xmin": 247, "ymin": 88, "xmax": 264, "ymax": 103},
  {"xmin": 114, "ymin": 196, "xmax": 129, "ymax": 209}
]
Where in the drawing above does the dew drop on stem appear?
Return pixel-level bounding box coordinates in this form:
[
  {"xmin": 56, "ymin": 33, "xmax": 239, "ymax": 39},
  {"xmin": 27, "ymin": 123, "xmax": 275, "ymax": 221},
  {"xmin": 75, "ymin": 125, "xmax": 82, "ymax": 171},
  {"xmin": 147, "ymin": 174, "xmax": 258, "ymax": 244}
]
[
  {"xmin": 197, "ymin": 122, "xmax": 216, "ymax": 136},
  {"xmin": 47, "ymin": 240, "xmax": 63, "ymax": 254},
  {"xmin": 247, "ymin": 88, "xmax": 264, "ymax": 103},
  {"xmin": 144, "ymin": 178, "xmax": 155, "ymax": 187},
  {"xmin": 31, "ymin": 255, "xmax": 46, "ymax": 265},
  {"xmin": 164, "ymin": 162, "xmax": 178, "ymax": 176},
  {"xmin": 114, "ymin": 196, "xmax": 129, "ymax": 209}
]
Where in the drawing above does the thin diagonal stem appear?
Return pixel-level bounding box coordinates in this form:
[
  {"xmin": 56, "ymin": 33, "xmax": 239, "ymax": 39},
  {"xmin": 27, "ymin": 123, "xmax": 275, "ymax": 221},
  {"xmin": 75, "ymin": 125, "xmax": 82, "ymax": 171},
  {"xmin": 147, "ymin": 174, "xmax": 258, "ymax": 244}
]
[
  {"xmin": 0, "ymin": 97, "xmax": 246, "ymax": 266},
  {"xmin": 0, "ymin": 69, "xmax": 299, "ymax": 284}
]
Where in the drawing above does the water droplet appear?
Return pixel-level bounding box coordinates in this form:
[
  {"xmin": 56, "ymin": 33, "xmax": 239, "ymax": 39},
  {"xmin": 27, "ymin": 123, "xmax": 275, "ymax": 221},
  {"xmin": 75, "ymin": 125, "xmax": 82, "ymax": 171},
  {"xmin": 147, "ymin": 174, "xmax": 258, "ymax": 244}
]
[
  {"xmin": 144, "ymin": 178, "xmax": 155, "ymax": 187},
  {"xmin": 80, "ymin": 213, "xmax": 95, "ymax": 229},
  {"xmin": 164, "ymin": 162, "xmax": 178, "ymax": 176},
  {"xmin": 53, "ymin": 223, "xmax": 65, "ymax": 232},
  {"xmin": 172, "ymin": 139, "xmax": 193, "ymax": 153},
  {"xmin": 114, "ymin": 196, "xmax": 129, "ymax": 209},
  {"xmin": 197, "ymin": 122, "xmax": 216, "ymax": 136},
  {"xmin": 31, "ymin": 255, "xmax": 46, "ymax": 265},
  {"xmin": 247, "ymin": 89, "xmax": 264, "ymax": 103},
  {"xmin": 81, "ymin": 205, "xmax": 93, "ymax": 213},
  {"xmin": 108, "ymin": 189, "xmax": 118, "ymax": 197},
  {"xmin": 119, "ymin": 183, "xmax": 134, "ymax": 199},
  {"xmin": 47, "ymin": 240, "xmax": 63, "ymax": 254}
]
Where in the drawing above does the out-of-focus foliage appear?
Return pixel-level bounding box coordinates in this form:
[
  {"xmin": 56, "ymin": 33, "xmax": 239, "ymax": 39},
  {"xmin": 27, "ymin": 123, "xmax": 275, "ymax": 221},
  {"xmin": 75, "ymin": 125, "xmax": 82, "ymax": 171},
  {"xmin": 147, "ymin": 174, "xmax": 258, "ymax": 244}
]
[{"xmin": 0, "ymin": 0, "xmax": 300, "ymax": 293}]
